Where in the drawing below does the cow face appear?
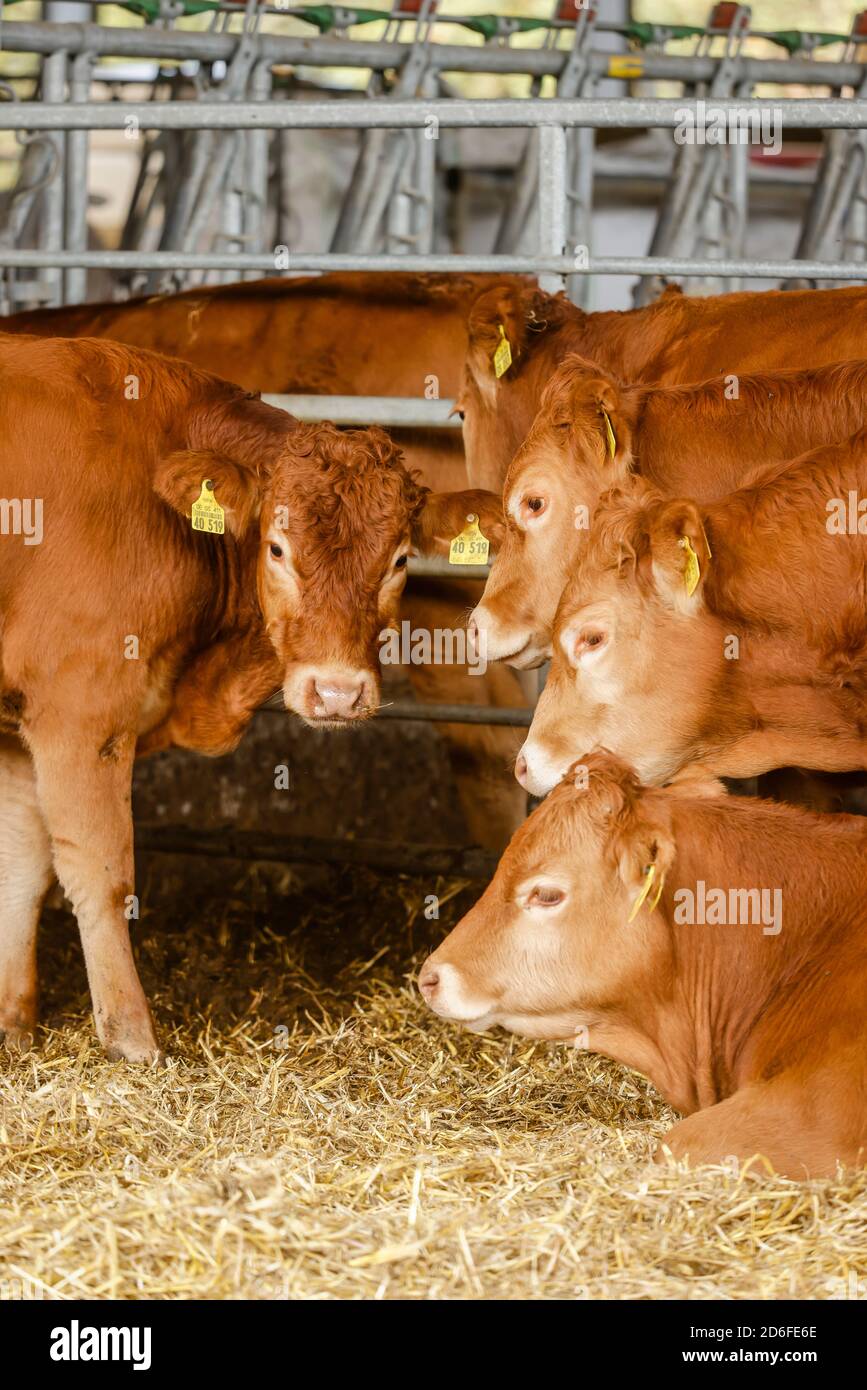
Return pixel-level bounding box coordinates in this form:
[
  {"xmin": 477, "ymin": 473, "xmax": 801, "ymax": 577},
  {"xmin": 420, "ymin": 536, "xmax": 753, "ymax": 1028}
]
[
  {"xmin": 156, "ymin": 424, "xmax": 427, "ymax": 726},
  {"xmin": 258, "ymin": 425, "xmax": 429, "ymax": 724},
  {"xmin": 515, "ymin": 485, "xmax": 718, "ymax": 795},
  {"xmin": 418, "ymin": 751, "xmax": 674, "ymax": 1039},
  {"xmin": 468, "ymin": 357, "xmax": 634, "ymax": 669}
]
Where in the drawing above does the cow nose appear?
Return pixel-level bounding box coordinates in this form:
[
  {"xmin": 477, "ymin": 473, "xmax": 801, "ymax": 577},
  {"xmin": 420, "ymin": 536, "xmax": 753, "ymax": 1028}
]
[
  {"xmin": 467, "ymin": 615, "xmax": 479, "ymax": 655},
  {"xmin": 515, "ymin": 752, "xmax": 529, "ymax": 787},
  {"xmin": 418, "ymin": 962, "xmax": 440, "ymax": 1001},
  {"xmin": 313, "ymin": 678, "xmax": 365, "ymax": 719}
]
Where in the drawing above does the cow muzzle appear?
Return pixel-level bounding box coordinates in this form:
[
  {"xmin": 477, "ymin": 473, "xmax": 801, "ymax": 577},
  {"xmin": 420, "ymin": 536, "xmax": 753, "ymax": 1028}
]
[
  {"xmin": 284, "ymin": 665, "xmax": 378, "ymax": 726},
  {"xmin": 418, "ymin": 959, "xmax": 495, "ymax": 1030},
  {"xmin": 469, "ymin": 603, "xmax": 549, "ymax": 669},
  {"xmin": 515, "ymin": 737, "xmax": 566, "ymax": 797}
]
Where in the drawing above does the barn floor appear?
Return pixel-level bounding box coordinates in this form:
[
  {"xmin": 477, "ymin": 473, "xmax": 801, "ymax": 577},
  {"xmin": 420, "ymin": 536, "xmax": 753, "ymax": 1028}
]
[{"xmin": 1, "ymin": 857, "xmax": 865, "ymax": 1302}]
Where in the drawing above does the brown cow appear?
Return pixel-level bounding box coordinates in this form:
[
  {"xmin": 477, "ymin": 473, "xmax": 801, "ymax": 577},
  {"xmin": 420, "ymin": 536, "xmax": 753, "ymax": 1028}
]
[
  {"xmin": 418, "ymin": 752, "xmax": 867, "ymax": 1178},
  {"xmin": 3, "ymin": 273, "xmax": 530, "ymax": 850},
  {"xmin": 0, "ymin": 333, "xmax": 469, "ymax": 1061},
  {"xmin": 470, "ymin": 354, "xmax": 867, "ymax": 668},
  {"xmin": 517, "ymin": 449, "xmax": 867, "ymax": 796},
  {"xmin": 459, "ymin": 281, "xmax": 867, "ymax": 493}
]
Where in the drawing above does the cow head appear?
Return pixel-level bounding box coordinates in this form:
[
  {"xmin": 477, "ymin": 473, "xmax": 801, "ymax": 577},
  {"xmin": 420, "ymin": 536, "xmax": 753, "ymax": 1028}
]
[
  {"xmin": 418, "ymin": 751, "xmax": 676, "ymax": 1039},
  {"xmin": 515, "ymin": 482, "xmax": 719, "ymax": 794},
  {"xmin": 157, "ymin": 407, "xmax": 508, "ymax": 725},
  {"xmin": 458, "ymin": 284, "xmax": 581, "ymax": 493},
  {"xmin": 157, "ymin": 417, "xmax": 491, "ymax": 726},
  {"xmin": 468, "ymin": 355, "xmax": 635, "ymax": 669}
]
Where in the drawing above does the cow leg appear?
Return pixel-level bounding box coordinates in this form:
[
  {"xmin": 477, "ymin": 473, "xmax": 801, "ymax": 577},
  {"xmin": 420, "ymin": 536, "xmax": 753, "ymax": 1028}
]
[
  {"xmin": 657, "ymin": 1078, "xmax": 845, "ymax": 1181},
  {"xmin": 0, "ymin": 736, "xmax": 53, "ymax": 1050},
  {"xmin": 23, "ymin": 720, "xmax": 160, "ymax": 1063}
]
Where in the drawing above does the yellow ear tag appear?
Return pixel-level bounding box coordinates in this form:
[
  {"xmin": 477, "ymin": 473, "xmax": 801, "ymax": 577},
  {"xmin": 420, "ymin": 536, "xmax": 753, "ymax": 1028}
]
[
  {"xmin": 449, "ymin": 512, "xmax": 490, "ymax": 566},
  {"xmin": 602, "ymin": 409, "xmax": 617, "ymax": 459},
  {"xmin": 493, "ymin": 323, "xmax": 513, "ymax": 379},
  {"xmin": 678, "ymin": 535, "xmax": 701, "ymax": 596},
  {"xmin": 191, "ymin": 479, "xmax": 225, "ymax": 536},
  {"xmin": 628, "ymin": 864, "xmax": 657, "ymax": 923}
]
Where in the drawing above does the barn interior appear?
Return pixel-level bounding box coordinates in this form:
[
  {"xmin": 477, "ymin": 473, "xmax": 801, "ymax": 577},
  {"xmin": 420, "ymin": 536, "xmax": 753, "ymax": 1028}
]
[{"xmin": 1, "ymin": 0, "xmax": 866, "ymax": 1306}]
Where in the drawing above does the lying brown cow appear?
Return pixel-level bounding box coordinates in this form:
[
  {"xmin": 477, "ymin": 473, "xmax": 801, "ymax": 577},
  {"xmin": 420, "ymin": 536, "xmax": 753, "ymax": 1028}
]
[
  {"xmin": 419, "ymin": 752, "xmax": 867, "ymax": 1178},
  {"xmin": 0, "ymin": 333, "xmax": 463, "ymax": 1061},
  {"xmin": 3, "ymin": 273, "xmax": 529, "ymax": 850},
  {"xmin": 470, "ymin": 354, "xmax": 867, "ymax": 668},
  {"xmin": 459, "ymin": 281, "xmax": 867, "ymax": 493},
  {"xmin": 517, "ymin": 449, "xmax": 867, "ymax": 796}
]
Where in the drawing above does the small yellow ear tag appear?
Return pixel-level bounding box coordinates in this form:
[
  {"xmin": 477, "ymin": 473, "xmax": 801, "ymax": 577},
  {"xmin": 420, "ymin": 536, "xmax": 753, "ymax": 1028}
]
[
  {"xmin": 602, "ymin": 409, "xmax": 617, "ymax": 459},
  {"xmin": 493, "ymin": 323, "xmax": 513, "ymax": 379},
  {"xmin": 449, "ymin": 512, "xmax": 490, "ymax": 566},
  {"xmin": 191, "ymin": 479, "xmax": 225, "ymax": 536},
  {"xmin": 678, "ymin": 534, "xmax": 701, "ymax": 597},
  {"xmin": 628, "ymin": 864, "xmax": 660, "ymax": 923}
]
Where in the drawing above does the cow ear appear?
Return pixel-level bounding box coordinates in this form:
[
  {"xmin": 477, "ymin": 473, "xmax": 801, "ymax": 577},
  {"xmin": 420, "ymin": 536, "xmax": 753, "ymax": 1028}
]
[
  {"xmin": 465, "ymin": 286, "xmax": 541, "ymax": 398},
  {"xmin": 587, "ymin": 373, "xmax": 631, "ymax": 469},
  {"xmin": 648, "ymin": 498, "xmax": 712, "ymax": 612},
  {"xmin": 615, "ymin": 815, "xmax": 675, "ymax": 920},
  {"xmin": 154, "ymin": 449, "xmax": 260, "ymax": 537},
  {"xmin": 411, "ymin": 489, "xmax": 504, "ymax": 559}
]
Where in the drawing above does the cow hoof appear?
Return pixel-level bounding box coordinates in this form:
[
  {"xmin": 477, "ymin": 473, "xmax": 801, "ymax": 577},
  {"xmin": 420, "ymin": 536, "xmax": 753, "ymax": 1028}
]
[
  {"xmin": 1, "ymin": 1025, "xmax": 36, "ymax": 1054},
  {"xmin": 105, "ymin": 1043, "xmax": 166, "ymax": 1067}
]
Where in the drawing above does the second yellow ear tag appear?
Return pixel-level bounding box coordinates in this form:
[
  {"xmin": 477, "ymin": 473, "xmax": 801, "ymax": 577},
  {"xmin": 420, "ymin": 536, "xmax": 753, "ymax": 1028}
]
[
  {"xmin": 628, "ymin": 864, "xmax": 664, "ymax": 922},
  {"xmin": 678, "ymin": 535, "xmax": 701, "ymax": 596},
  {"xmin": 449, "ymin": 513, "xmax": 490, "ymax": 566},
  {"xmin": 191, "ymin": 479, "xmax": 225, "ymax": 536},
  {"xmin": 493, "ymin": 323, "xmax": 513, "ymax": 379},
  {"xmin": 602, "ymin": 409, "xmax": 617, "ymax": 458}
]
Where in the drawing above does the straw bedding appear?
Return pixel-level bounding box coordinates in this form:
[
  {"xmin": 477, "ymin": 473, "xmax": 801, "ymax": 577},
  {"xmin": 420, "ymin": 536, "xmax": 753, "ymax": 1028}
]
[{"xmin": 1, "ymin": 858, "xmax": 864, "ymax": 1301}]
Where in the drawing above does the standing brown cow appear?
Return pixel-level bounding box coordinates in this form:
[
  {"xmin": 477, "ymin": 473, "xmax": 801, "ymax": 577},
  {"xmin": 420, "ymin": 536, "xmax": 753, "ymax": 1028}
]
[
  {"xmin": 0, "ymin": 334, "xmax": 468, "ymax": 1061},
  {"xmin": 419, "ymin": 752, "xmax": 867, "ymax": 1179},
  {"xmin": 2, "ymin": 273, "xmax": 530, "ymax": 849}
]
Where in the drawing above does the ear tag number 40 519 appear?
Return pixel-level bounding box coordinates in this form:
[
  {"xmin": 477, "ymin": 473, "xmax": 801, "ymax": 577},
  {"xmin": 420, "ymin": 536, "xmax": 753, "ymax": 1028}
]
[
  {"xmin": 449, "ymin": 513, "xmax": 490, "ymax": 566},
  {"xmin": 191, "ymin": 479, "xmax": 225, "ymax": 536}
]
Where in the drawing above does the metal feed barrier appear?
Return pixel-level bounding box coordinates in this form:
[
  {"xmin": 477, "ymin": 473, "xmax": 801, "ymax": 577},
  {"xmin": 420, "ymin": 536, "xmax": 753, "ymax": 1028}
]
[{"xmin": 4, "ymin": 2, "xmax": 867, "ymax": 749}]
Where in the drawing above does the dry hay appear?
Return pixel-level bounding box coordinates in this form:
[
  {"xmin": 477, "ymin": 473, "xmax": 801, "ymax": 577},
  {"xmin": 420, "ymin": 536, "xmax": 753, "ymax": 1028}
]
[{"xmin": 1, "ymin": 857, "xmax": 865, "ymax": 1302}]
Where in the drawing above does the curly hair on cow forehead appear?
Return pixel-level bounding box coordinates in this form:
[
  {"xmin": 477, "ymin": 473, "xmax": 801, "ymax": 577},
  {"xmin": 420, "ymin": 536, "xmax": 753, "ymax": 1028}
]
[{"xmin": 262, "ymin": 423, "xmax": 427, "ymax": 569}]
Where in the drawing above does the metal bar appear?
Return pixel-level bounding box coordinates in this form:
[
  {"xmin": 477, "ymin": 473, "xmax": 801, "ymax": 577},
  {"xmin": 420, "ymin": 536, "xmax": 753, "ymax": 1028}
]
[
  {"xmin": 135, "ymin": 823, "xmax": 499, "ymax": 879},
  {"xmin": 38, "ymin": 50, "xmax": 67, "ymax": 308},
  {"xmin": 2, "ymin": 249, "xmax": 866, "ymax": 279},
  {"xmin": 408, "ymin": 557, "xmax": 490, "ymax": 580},
  {"xmin": 262, "ymin": 393, "xmax": 459, "ymax": 427},
  {"xmin": 2, "ymin": 22, "xmax": 865, "ymax": 86},
  {"xmin": 537, "ymin": 123, "xmax": 568, "ymax": 294},
  {"xmin": 64, "ymin": 50, "xmax": 92, "ymax": 304},
  {"xmin": 1, "ymin": 98, "xmax": 867, "ymax": 132},
  {"xmin": 259, "ymin": 698, "xmax": 531, "ymax": 726}
]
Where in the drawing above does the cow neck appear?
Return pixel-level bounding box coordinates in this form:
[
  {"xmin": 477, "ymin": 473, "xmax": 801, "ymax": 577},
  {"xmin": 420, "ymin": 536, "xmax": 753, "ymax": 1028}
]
[
  {"xmin": 571, "ymin": 300, "xmax": 682, "ymax": 382},
  {"xmin": 192, "ymin": 522, "xmax": 259, "ymax": 646}
]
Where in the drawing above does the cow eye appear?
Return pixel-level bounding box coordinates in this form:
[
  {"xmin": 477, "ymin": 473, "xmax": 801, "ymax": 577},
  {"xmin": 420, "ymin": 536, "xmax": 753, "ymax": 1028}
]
[
  {"xmin": 270, "ymin": 542, "xmax": 283, "ymax": 559},
  {"xmin": 525, "ymin": 496, "xmax": 546, "ymax": 516},
  {"xmin": 527, "ymin": 885, "xmax": 565, "ymax": 909},
  {"xmin": 394, "ymin": 555, "xmax": 408, "ymax": 569},
  {"xmin": 575, "ymin": 627, "xmax": 607, "ymax": 659},
  {"xmin": 457, "ymin": 410, "xmax": 465, "ymax": 422}
]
